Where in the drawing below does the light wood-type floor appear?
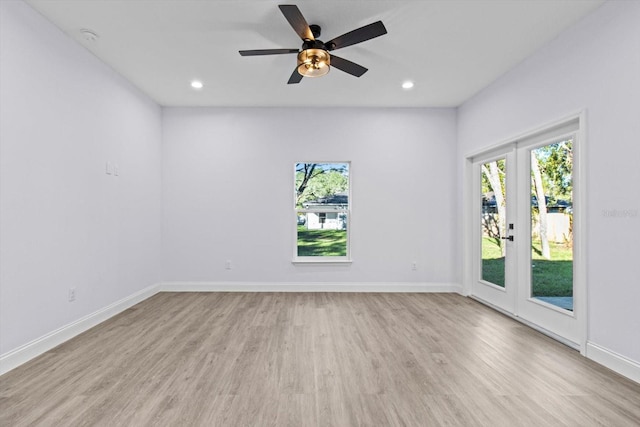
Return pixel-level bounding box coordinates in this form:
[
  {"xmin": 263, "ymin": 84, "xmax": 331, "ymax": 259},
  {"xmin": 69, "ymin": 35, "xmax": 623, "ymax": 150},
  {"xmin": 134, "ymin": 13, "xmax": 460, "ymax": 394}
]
[{"xmin": 1, "ymin": 292, "xmax": 639, "ymax": 426}]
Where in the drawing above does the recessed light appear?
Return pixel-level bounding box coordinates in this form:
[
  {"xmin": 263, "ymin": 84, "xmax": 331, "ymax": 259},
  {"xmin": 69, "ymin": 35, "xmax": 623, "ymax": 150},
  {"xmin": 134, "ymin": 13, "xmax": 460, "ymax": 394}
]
[
  {"xmin": 402, "ymin": 81, "xmax": 414, "ymax": 90},
  {"xmin": 80, "ymin": 29, "xmax": 99, "ymax": 42},
  {"xmin": 191, "ymin": 80, "xmax": 204, "ymax": 89}
]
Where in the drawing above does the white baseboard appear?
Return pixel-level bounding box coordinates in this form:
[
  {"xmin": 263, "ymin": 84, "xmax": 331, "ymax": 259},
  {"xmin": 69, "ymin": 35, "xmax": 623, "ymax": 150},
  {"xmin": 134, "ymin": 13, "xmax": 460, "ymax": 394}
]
[
  {"xmin": 586, "ymin": 342, "xmax": 640, "ymax": 384},
  {"xmin": 0, "ymin": 283, "xmax": 160, "ymax": 376},
  {"xmin": 160, "ymin": 281, "xmax": 463, "ymax": 293},
  {"xmin": 5, "ymin": 282, "xmax": 638, "ymax": 386},
  {"xmin": 0, "ymin": 281, "xmax": 461, "ymax": 375}
]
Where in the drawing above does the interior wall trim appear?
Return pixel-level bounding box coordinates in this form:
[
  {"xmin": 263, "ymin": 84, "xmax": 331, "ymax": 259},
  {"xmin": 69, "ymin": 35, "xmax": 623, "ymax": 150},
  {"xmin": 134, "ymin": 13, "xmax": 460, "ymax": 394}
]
[
  {"xmin": 159, "ymin": 281, "xmax": 463, "ymax": 293},
  {"xmin": 0, "ymin": 283, "xmax": 160, "ymax": 376},
  {"xmin": 0, "ymin": 282, "xmax": 461, "ymax": 375},
  {"xmin": 6, "ymin": 283, "xmax": 637, "ymax": 386},
  {"xmin": 586, "ymin": 342, "xmax": 640, "ymax": 384}
]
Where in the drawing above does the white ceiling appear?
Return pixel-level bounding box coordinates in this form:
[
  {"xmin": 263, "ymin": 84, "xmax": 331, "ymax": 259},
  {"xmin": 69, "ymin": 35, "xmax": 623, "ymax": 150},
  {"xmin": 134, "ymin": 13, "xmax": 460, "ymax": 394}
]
[{"xmin": 24, "ymin": 0, "xmax": 605, "ymax": 108}]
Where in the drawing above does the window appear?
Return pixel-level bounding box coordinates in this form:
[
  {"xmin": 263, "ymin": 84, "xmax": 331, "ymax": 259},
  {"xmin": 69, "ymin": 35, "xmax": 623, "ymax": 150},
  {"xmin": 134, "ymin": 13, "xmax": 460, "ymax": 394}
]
[{"xmin": 294, "ymin": 162, "xmax": 350, "ymax": 262}]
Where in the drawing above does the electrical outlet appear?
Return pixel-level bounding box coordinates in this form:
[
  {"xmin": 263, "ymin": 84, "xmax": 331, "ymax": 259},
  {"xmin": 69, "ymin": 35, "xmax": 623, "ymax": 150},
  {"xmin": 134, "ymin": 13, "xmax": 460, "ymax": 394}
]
[
  {"xmin": 225, "ymin": 260, "xmax": 232, "ymax": 270},
  {"xmin": 68, "ymin": 287, "xmax": 76, "ymax": 302},
  {"xmin": 412, "ymin": 261, "xmax": 417, "ymax": 271}
]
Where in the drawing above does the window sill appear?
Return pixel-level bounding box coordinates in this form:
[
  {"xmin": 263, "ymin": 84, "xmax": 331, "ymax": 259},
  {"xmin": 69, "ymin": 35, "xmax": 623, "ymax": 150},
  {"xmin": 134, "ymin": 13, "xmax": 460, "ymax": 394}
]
[{"xmin": 292, "ymin": 258, "xmax": 352, "ymax": 265}]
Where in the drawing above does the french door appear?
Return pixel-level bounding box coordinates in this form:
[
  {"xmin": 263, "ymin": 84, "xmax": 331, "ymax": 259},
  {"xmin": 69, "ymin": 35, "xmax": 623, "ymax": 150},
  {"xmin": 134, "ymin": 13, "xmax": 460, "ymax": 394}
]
[
  {"xmin": 473, "ymin": 146, "xmax": 517, "ymax": 313},
  {"xmin": 469, "ymin": 118, "xmax": 583, "ymax": 349}
]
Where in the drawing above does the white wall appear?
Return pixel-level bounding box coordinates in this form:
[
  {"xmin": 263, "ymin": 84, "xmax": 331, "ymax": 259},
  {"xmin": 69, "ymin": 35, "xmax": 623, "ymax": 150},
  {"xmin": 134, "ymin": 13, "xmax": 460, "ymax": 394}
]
[
  {"xmin": 162, "ymin": 107, "xmax": 458, "ymax": 287},
  {"xmin": 458, "ymin": 1, "xmax": 640, "ymax": 364},
  {"xmin": 0, "ymin": 1, "xmax": 162, "ymax": 355}
]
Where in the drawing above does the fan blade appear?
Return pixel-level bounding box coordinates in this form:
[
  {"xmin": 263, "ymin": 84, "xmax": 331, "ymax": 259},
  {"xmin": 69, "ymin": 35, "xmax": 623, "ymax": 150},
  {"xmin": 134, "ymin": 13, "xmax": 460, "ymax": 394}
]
[
  {"xmin": 287, "ymin": 68, "xmax": 303, "ymax": 84},
  {"xmin": 279, "ymin": 5, "xmax": 314, "ymax": 41},
  {"xmin": 239, "ymin": 49, "xmax": 299, "ymax": 56},
  {"xmin": 326, "ymin": 21, "xmax": 387, "ymax": 51},
  {"xmin": 330, "ymin": 55, "xmax": 368, "ymax": 77}
]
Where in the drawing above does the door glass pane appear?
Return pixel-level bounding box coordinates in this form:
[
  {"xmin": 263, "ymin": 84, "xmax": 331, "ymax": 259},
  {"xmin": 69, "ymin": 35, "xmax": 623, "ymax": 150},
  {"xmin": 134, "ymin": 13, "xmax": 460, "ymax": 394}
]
[
  {"xmin": 530, "ymin": 140, "xmax": 573, "ymax": 310},
  {"xmin": 481, "ymin": 159, "xmax": 506, "ymax": 287}
]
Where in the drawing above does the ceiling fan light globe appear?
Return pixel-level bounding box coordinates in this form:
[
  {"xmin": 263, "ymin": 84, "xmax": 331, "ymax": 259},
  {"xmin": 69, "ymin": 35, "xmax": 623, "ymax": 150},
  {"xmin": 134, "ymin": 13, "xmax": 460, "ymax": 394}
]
[{"xmin": 297, "ymin": 49, "xmax": 330, "ymax": 77}]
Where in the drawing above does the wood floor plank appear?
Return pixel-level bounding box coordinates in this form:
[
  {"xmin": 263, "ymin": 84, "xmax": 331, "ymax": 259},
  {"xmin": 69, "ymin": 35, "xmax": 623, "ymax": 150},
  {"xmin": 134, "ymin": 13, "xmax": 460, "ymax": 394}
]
[{"xmin": 1, "ymin": 292, "xmax": 639, "ymax": 426}]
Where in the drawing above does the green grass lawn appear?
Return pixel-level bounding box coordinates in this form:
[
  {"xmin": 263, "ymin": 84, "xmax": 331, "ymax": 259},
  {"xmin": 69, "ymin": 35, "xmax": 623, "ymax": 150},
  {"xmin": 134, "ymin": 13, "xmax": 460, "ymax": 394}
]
[
  {"xmin": 481, "ymin": 237, "xmax": 506, "ymax": 287},
  {"xmin": 297, "ymin": 226, "xmax": 347, "ymax": 256},
  {"xmin": 482, "ymin": 237, "xmax": 573, "ymax": 297}
]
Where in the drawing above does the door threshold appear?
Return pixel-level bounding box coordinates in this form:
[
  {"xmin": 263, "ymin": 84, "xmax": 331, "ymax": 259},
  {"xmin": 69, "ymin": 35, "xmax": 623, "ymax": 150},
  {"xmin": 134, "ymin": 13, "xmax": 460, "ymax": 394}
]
[{"xmin": 469, "ymin": 295, "xmax": 581, "ymax": 351}]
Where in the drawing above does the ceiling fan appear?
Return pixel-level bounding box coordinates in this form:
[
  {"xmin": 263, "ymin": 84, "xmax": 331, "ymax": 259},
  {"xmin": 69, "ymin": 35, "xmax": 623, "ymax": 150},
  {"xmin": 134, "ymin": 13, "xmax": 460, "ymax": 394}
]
[{"xmin": 239, "ymin": 5, "xmax": 387, "ymax": 84}]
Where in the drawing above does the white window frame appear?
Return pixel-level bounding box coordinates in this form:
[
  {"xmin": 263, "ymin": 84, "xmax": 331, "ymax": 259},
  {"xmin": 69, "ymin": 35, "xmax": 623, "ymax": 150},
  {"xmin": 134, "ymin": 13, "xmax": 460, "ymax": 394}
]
[{"xmin": 293, "ymin": 161, "xmax": 352, "ymax": 264}]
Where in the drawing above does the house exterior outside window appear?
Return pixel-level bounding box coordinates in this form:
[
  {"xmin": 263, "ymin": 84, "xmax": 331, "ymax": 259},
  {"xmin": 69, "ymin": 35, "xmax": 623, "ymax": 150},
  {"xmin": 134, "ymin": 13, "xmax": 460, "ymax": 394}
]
[{"xmin": 294, "ymin": 162, "xmax": 350, "ymax": 262}]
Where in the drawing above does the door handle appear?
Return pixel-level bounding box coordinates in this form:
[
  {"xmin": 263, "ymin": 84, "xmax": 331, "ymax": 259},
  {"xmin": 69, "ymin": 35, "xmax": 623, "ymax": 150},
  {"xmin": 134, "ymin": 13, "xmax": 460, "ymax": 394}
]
[{"xmin": 501, "ymin": 223, "xmax": 514, "ymax": 241}]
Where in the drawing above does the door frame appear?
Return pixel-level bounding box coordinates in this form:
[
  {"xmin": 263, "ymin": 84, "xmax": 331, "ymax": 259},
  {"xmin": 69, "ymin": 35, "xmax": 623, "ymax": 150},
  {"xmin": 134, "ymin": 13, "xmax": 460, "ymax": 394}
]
[{"xmin": 462, "ymin": 111, "xmax": 587, "ymax": 354}]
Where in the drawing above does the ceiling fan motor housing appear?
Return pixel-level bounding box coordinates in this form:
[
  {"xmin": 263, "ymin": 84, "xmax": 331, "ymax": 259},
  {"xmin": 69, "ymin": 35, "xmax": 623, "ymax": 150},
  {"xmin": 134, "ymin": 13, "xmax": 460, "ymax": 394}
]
[
  {"xmin": 302, "ymin": 27, "xmax": 336, "ymax": 51},
  {"xmin": 302, "ymin": 39, "xmax": 326, "ymax": 51}
]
